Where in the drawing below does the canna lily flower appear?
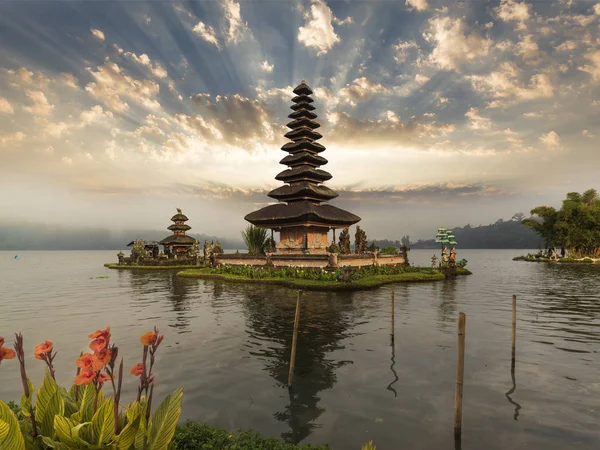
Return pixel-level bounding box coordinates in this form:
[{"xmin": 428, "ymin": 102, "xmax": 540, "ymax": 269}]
[
  {"xmin": 0, "ymin": 346, "xmax": 16, "ymax": 362},
  {"xmin": 0, "ymin": 337, "xmax": 4, "ymax": 348},
  {"xmin": 88, "ymin": 327, "xmax": 110, "ymax": 352},
  {"xmin": 97, "ymin": 373, "xmax": 114, "ymax": 384},
  {"xmin": 140, "ymin": 331, "xmax": 158, "ymax": 347},
  {"xmin": 76, "ymin": 353, "xmax": 93, "ymax": 369},
  {"xmin": 34, "ymin": 341, "xmax": 53, "ymax": 360},
  {"xmin": 130, "ymin": 363, "xmax": 143, "ymax": 376},
  {"xmin": 74, "ymin": 368, "xmax": 95, "ymax": 385},
  {"xmin": 91, "ymin": 348, "xmax": 112, "ymax": 371}
]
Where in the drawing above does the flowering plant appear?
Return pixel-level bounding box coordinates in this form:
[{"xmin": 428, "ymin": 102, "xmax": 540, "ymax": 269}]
[{"xmin": 0, "ymin": 327, "xmax": 183, "ymax": 450}]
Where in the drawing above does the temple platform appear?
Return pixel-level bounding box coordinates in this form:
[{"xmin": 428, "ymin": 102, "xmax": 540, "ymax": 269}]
[{"xmin": 216, "ymin": 253, "xmax": 406, "ymax": 269}]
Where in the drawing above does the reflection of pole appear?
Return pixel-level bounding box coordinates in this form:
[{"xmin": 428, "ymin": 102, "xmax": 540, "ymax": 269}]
[
  {"xmin": 391, "ymin": 289, "xmax": 395, "ymax": 343},
  {"xmin": 505, "ymin": 365, "xmax": 522, "ymax": 420},
  {"xmin": 511, "ymin": 295, "xmax": 516, "ymax": 371},
  {"xmin": 454, "ymin": 312, "xmax": 466, "ymax": 439},
  {"xmin": 288, "ymin": 291, "xmax": 303, "ymax": 388}
]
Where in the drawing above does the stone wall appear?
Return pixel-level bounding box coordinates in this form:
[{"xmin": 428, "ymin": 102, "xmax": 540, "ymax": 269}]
[{"xmin": 216, "ymin": 253, "xmax": 406, "ymax": 268}]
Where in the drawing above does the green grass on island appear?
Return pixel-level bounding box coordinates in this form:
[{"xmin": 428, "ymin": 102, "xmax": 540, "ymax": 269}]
[
  {"xmin": 104, "ymin": 263, "xmax": 200, "ymax": 270},
  {"xmin": 513, "ymin": 256, "xmax": 597, "ymax": 263},
  {"xmin": 177, "ymin": 265, "xmax": 471, "ymax": 291}
]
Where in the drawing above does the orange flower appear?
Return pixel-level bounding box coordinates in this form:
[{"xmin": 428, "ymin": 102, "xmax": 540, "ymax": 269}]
[
  {"xmin": 0, "ymin": 337, "xmax": 4, "ymax": 348},
  {"xmin": 140, "ymin": 331, "xmax": 158, "ymax": 347},
  {"xmin": 97, "ymin": 373, "xmax": 114, "ymax": 384},
  {"xmin": 130, "ymin": 363, "xmax": 143, "ymax": 376},
  {"xmin": 34, "ymin": 341, "xmax": 53, "ymax": 360},
  {"xmin": 74, "ymin": 368, "xmax": 95, "ymax": 385},
  {"xmin": 76, "ymin": 353, "xmax": 93, "ymax": 369},
  {"xmin": 88, "ymin": 327, "xmax": 110, "ymax": 352},
  {"xmin": 91, "ymin": 348, "xmax": 112, "ymax": 371},
  {"xmin": 0, "ymin": 347, "xmax": 16, "ymax": 361}
]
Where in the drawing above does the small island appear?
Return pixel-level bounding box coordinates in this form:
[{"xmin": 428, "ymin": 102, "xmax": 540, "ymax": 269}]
[{"xmin": 514, "ymin": 189, "xmax": 600, "ymax": 264}]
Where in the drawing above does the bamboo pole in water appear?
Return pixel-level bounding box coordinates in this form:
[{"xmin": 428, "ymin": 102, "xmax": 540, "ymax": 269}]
[
  {"xmin": 454, "ymin": 312, "xmax": 466, "ymax": 439},
  {"xmin": 288, "ymin": 291, "xmax": 303, "ymax": 388},
  {"xmin": 511, "ymin": 294, "xmax": 516, "ymax": 372},
  {"xmin": 391, "ymin": 289, "xmax": 395, "ymax": 343}
]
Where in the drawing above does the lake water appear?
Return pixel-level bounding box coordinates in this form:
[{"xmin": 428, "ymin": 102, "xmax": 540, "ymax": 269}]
[{"xmin": 0, "ymin": 250, "xmax": 599, "ymax": 449}]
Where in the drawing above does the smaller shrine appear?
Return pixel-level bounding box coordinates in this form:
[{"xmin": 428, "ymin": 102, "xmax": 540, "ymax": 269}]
[{"xmin": 159, "ymin": 208, "xmax": 197, "ymax": 258}]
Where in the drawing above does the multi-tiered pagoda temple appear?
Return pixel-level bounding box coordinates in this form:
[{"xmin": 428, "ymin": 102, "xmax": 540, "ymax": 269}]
[
  {"xmin": 245, "ymin": 81, "xmax": 361, "ymax": 255},
  {"xmin": 160, "ymin": 208, "xmax": 196, "ymax": 258}
]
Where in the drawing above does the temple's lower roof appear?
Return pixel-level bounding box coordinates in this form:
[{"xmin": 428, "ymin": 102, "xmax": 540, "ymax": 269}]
[
  {"xmin": 267, "ymin": 182, "xmax": 338, "ymax": 202},
  {"xmin": 280, "ymin": 152, "xmax": 328, "ymax": 167},
  {"xmin": 281, "ymin": 139, "xmax": 325, "ymax": 153},
  {"xmin": 276, "ymin": 165, "xmax": 332, "ymax": 183},
  {"xmin": 284, "ymin": 128, "xmax": 322, "ymax": 141},
  {"xmin": 245, "ymin": 201, "xmax": 361, "ymax": 227},
  {"xmin": 288, "ymin": 109, "xmax": 317, "ymax": 120},
  {"xmin": 159, "ymin": 234, "xmax": 197, "ymax": 245}
]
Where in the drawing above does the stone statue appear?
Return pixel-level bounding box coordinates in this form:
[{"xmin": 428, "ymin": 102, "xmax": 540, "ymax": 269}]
[
  {"xmin": 131, "ymin": 239, "xmax": 145, "ymax": 265},
  {"xmin": 117, "ymin": 251, "xmax": 125, "ymax": 265},
  {"xmin": 549, "ymin": 247, "xmax": 559, "ymax": 261},
  {"xmin": 431, "ymin": 254, "xmax": 438, "ymax": 269},
  {"xmin": 449, "ymin": 246, "xmax": 457, "ymax": 265},
  {"xmin": 189, "ymin": 239, "xmax": 200, "ymax": 264},
  {"xmin": 442, "ymin": 246, "xmax": 449, "ymax": 266},
  {"xmin": 354, "ymin": 226, "xmax": 368, "ymax": 254}
]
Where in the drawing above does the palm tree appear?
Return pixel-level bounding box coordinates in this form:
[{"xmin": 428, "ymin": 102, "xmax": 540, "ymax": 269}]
[{"xmin": 241, "ymin": 225, "xmax": 268, "ymax": 256}]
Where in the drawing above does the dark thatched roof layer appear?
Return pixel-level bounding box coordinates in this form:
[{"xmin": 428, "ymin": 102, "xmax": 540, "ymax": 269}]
[
  {"xmin": 275, "ymin": 166, "xmax": 332, "ymax": 183},
  {"xmin": 288, "ymin": 109, "xmax": 317, "ymax": 120},
  {"xmin": 159, "ymin": 234, "xmax": 197, "ymax": 245},
  {"xmin": 267, "ymin": 183, "xmax": 338, "ymax": 202},
  {"xmin": 280, "ymin": 152, "xmax": 328, "ymax": 167},
  {"xmin": 286, "ymin": 118, "xmax": 320, "ymax": 130},
  {"xmin": 127, "ymin": 241, "xmax": 161, "ymax": 247},
  {"xmin": 170, "ymin": 213, "xmax": 189, "ymax": 222},
  {"xmin": 245, "ymin": 201, "xmax": 361, "ymax": 227},
  {"xmin": 167, "ymin": 224, "xmax": 192, "ymax": 232},
  {"xmin": 284, "ymin": 128, "xmax": 322, "ymax": 141},
  {"xmin": 291, "ymin": 95, "xmax": 313, "ymax": 104},
  {"xmin": 293, "ymin": 82, "xmax": 313, "ymax": 96},
  {"xmin": 281, "ymin": 139, "xmax": 325, "ymax": 153},
  {"xmin": 291, "ymin": 103, "xmax": 315, "ymax": 111}
]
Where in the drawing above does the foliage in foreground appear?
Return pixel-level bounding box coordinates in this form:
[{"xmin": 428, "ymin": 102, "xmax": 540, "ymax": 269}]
[
  {"xmin": 0, "ymin": 327, "xmax": 183, "ymax": 450},
  {"xmin": 522, "ymin": 189, "xmax": 600, "ymax": 258},
  {"xmin": 241, "ymin": 225, "xmax": 269, "ymax": 256},
  {"xmin": 172, "ymin": 421, "xmax": 330, "ymax": 449}
]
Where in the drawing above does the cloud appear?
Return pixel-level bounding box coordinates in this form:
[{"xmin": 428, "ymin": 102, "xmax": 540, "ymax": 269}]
[
  {"xmin": 582, "ymin": 129, "xmax": 595, "ymax": 138},
  {"xmin": 44, "ymin": 121, "xmax": 70, "ymax": 138},
  {"xmin": 579, "ymin": 51, "xmax": 600, "ymax": 81},
  {"xmin": 424, "ymin": 17, "xmax": 490, "ymax": 71},
  {"xmin": 494, "ymin": 0, "xmax": 531, "ymax": 31},
  {"xmin": 62, "ymin": 156, "xmax": 73, "ymax": 165},
  {"xmin": 24, "ymin": 90, "xmax": 54, "ymax": 116},
  {"xmin": 222, "ymin": 0, "xmax": 247, "ymax": 44},
  {"xmin": 333, "ymin": 17, "xmax": 353, "ymax": 25},
  {"xmin": 260, "ymin": 60, "xmax": 274, "ymax": 73},
  {"xmin": 90, "ymin": 28, "xmax": 105, "ymax": 42},
  {"xmin": 468, "ymin": 62, "xmax": 553, "ymax": 107},
  {"xmin": 517, "ymin": 34, "xmax": 541, "ymax": 64},
  {"xmin": 0, "ymin": 97, "xmax": 14, "ymax": 114},
  {"xmin": 595, "ymin": 3, "xmax": 600, "ymax": 15},
  {"xmin": 393, "ymin": 40, "xmax": 419, "ymax": 63},
  {"xmin": 298, "ymin": 0, "xmax": 340, "ymax": 55},
  {"xmin": 80, "ymin": 105, "xmax": 114, "ymax": 126},
  {"xmin": 405, "ymin": 0, "xmax": 429, "ymax": 12},
  {"xmin": 465, "ymin": 107, "xmax": 492, "ymax": 130},
  {"xmin": 539, "ymin": 131, "xmax": 563, "ymax": 150},
  {"xmin": 5, "ymin": 68, "xmax": 50, "ymax": 89},
  {"xmin": 337, "ymin": 77, "xmax": 389, "ymax": 105},
  {"xmin": 120, "ymin": 50, "xmax": 168, "ymax": 79},
  {"xmin": 85, "ymin": 59, "xmax": 161, "ymax": 111},
  {"xmin": 0, "ymin": 132, "xmax": 26, "ymax": 147},
  {"xmin": 192, "ymin": 22, "xmax": 221, "ymax": 49},
  {"xmin": 59, "ymin": 73, "xmax": 79, "ymax": 89}
]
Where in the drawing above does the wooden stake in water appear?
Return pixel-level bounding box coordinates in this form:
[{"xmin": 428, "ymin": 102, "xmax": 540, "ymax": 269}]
[
  {"xmin": 454, "ymin": 312, "xmax": 466, "ymax": 439},
  {"xmin": 288, "ymin": 291, "xmax": 303, "ymax": 388},
  {"xmin": 511, "ymin": 294, "xmax": 516, "ymax": 372},
  {"xmin": 391, "ymin": 289, "xmax": 395, "ymax": 343}
]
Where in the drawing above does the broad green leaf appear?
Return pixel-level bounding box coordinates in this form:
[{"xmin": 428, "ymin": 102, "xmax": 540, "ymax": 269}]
[
  {"xmin": 125, "ymin": 402, "xmax": 141, "ymax": 424},
  {"xmin": 147, "ymin": 387, "xmax": 184, "ymax": 450},
  {"xmin": 116, "ymin": 415, "xmax": 139, "ymax": 450},
  {"xmin": 80, "ymin": 384, "xmax": 97, "ymax": 423},
  {"xmin": 36, "ymin": 370, "xmax": 58, "ymax": 424},
  {"xmin": 40, "ymin": 436, "xmax": 70, "ymax": 450},
  {"xmin": 39, "ymin": 389, "xmax": 64, "ymax": 438},
  {"xmin": 73, "ymin": 422, "xmax": 94, "ymax": 446},
  {"xmin": 0, "ymin": 400, "xmax": 26, "ymax": 450},
  {"xmin": 91, "ymin": 398, "xmax": 114, "ymax": 446},
  {"xmin": 53, "ymin": 416, "xmax": 90, "ymax": 448},
  {"xmin": 59, "ymin": 387, "xmax": 79, "ymax": 418}
]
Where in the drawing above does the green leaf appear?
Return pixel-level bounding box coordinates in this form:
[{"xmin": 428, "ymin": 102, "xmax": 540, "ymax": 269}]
[
  {"xmin": 39, "ymin": 390, "xmax": 64, "ymax": 438},
  {"xmin": 40, "ymin": 436, "xmax": 70, "ymax": 450},
  {"xmin": 80, "ymin": 384, "xmax": 97, "ymax": 423},
  {"xmin": 91, "ymin": 398, "xmax": 114, "ymax": 446},
  {"xmin": 116, "ymin": 415, "xmax": 139, "ymax": 450},
  {"xmin": 53, "ymin": 416, "xmax": 90, "ymax": 448},
  {"xmin": 0, "ymin": 400, "xmax": 26, "ymax": 450},
  {"xmin": 20, "ymin": 378, "xmax": 35, "ymax": 418},
  {"xmin": 147, "ymin": 387, "xmax": 184, "ymax": 450},
  {"xmin": 59, "ymin": 387, "xmax": 79, "ymax": 418}
]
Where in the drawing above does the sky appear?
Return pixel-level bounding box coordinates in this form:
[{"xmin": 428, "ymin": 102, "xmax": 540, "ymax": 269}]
[{"xmin": 0, "ymin": 0, "xmax": 599, "ymax": 241}]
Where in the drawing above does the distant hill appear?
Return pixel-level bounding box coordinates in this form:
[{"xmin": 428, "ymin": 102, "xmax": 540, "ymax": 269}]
[
  {"xmin": 0, "ymin": 223, "xmax": 244, "ymax": 251},
  {"xmin": 375, "ymin": 218, "xmax": 545, "ymax": 249}
]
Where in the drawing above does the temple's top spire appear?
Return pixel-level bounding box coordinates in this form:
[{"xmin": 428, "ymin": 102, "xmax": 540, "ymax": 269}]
[{"xmin": 244, "ymin": 81, "xmax": 360, "ymax": 228}]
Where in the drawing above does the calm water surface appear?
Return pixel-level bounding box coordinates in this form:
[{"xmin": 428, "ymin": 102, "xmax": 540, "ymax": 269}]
[{"xmin": 1, "ymin": 250, "xmax": 599, "ymax": 449}]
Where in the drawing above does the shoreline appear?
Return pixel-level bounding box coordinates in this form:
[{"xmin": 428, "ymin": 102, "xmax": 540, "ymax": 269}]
[
  {"xmin": 512, "ymin": 256, "xmax": 599, "ymax": 263},
  {"xmin": 104, "ymin": 263, "xmax": 200, "ymax": 270},
  {"xmin": 176, "ymin": 267, "xmax": 472, "ymax": 291}
]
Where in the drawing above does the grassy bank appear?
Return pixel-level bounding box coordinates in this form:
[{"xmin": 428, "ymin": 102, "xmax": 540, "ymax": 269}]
[
  {"xmin": 512, "ymin": 256, "xmax": 597, "ymax": 263},
  {"xmin": 177, "ymin": 267, "xmax": 471, "ymax": 291},
  {"xmin": 104, "ymin": 263, "xmax": 200, "ymax": 270}
]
